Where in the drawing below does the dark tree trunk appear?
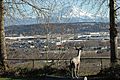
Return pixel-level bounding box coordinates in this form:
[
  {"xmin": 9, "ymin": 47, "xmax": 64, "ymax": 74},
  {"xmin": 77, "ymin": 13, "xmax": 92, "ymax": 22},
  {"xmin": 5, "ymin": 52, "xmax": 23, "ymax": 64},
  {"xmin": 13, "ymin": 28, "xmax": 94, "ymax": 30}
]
[
  {"xmin": 109, "ymin": 0, "xmax": 118, "ymax": 66},
  {"xmin": 0, "ymin": 0, "xmax": 8, "ymax": 70}
]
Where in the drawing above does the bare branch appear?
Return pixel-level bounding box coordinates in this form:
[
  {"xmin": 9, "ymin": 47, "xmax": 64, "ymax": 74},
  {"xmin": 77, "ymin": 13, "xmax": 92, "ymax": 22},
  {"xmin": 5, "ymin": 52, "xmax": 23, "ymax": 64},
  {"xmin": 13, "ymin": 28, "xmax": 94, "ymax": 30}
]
[
  {"xmin": 115, "ymin": 7, "xmax": 120, "ymax": 11},
  {"xmin": 21, "ymin": 0, "xmax": 50, "ymax": 12},
  {"xmin": 94, "ymin": 0, "xmax": 106, "ymax": 16}
]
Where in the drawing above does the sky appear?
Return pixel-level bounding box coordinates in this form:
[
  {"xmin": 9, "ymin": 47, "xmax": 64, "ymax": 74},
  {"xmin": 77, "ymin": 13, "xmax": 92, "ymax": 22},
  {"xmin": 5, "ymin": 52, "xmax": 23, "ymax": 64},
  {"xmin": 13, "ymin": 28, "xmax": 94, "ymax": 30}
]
[{"xmin": 4, "ymin": 0, "xmax": 120, "ymax": 25}]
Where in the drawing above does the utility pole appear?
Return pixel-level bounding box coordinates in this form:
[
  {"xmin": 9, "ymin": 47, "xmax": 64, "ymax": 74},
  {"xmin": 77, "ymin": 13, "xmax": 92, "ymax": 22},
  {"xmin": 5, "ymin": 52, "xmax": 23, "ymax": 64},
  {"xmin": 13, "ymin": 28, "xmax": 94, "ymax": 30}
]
[
  {"xmin": 0, "ymin": 0, "xmax": 8, "ymax": 70},
  {"xmin": 109, "ymin": 0, "xmax": 118, "ymax": 66}
]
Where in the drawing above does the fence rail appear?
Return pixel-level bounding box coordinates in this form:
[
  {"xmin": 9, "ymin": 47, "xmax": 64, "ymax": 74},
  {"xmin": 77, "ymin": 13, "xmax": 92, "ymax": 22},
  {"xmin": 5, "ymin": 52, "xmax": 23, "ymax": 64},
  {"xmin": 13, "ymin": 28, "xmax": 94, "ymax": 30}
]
[
  {"xmin": 5, "ymin": 57, "xmax": 111, "ymax": 61},
  {"xmin": 5, "ymin": 57, "xmax": 120, "ymax": 76},
  {"xmin": 5, "ymin": 57, "xmax": 112, "ymax": 69}
]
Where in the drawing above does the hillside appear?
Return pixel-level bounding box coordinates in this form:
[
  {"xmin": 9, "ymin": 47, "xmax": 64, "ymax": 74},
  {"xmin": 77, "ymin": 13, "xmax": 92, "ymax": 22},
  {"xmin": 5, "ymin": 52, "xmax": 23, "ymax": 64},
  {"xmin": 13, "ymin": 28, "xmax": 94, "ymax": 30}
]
[{"xmin": 5, "ymin": 22, "xmax": 110, "ymax": 36}]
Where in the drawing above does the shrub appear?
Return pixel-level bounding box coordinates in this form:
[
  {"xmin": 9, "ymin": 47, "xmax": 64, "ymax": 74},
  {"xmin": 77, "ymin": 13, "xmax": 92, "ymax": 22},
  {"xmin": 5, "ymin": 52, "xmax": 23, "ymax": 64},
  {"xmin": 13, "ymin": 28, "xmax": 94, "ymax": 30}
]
[{"xmin": 97, "ymin": 64, "xmax": 120, "ymax": 80}]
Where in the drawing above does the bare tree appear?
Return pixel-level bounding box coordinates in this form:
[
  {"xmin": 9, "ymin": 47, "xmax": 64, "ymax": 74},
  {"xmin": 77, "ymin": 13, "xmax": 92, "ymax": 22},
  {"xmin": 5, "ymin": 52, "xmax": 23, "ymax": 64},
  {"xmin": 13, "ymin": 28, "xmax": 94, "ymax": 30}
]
[
  {"xmin": 0, "ymin": 0, "xmax": 8, "ymax": 70},
  {"xmin": 0, "ymin": 0, "xmax": 51, "ymax": 70},
  {"xmin": 109, "ymin": 0, "xmax": 118, "ymax": 66}
]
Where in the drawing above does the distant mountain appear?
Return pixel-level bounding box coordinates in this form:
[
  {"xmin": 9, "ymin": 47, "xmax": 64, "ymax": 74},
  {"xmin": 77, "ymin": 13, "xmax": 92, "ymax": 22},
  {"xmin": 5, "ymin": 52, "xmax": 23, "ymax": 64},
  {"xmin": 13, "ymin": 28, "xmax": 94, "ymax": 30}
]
[
  {"xmin": 59, "ymin": 6, "xmax": 109, "ymax": 22},
  {"xmin": 5, "ymin": 6, "xmax": 109, "ymax": 27},
  {"xmin": 4, "ymin": 17, "xmax": 43, "ymax": 27},
  {"xmin": 4, "ymin": 16, "xmax": 108, "ymax": 27},
  {"xmin": 5, "ymin": 22, "xmax": 110, "ymax": 36}
]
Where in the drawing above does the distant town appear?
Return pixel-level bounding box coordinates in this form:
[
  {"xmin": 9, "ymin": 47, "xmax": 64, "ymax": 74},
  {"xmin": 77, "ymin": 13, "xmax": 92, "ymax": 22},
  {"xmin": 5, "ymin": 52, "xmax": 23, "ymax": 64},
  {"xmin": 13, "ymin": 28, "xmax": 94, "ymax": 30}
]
[
  {"xmin": 5, "ymin": 32, "xmax": 110, "ymax": 48},
  {"xmin": 5, "ymin": 22, "xmax": 120, "ymax": 59}
]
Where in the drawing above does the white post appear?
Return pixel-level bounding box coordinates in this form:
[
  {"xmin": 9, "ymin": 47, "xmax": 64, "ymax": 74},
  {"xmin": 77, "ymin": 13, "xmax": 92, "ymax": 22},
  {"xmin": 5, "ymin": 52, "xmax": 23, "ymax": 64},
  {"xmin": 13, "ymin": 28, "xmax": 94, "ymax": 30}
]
[{"xmin": 84, "ymin": 76, "xmax": 87, "ymax": 80}]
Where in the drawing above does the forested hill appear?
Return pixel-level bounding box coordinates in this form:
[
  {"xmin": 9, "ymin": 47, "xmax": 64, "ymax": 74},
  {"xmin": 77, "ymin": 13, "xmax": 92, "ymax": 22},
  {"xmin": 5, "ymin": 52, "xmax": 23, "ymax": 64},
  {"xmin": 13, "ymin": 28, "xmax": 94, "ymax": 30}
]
[{"xmin": 5, "ymin": 22, "xmax": 120, "ymax": 36}]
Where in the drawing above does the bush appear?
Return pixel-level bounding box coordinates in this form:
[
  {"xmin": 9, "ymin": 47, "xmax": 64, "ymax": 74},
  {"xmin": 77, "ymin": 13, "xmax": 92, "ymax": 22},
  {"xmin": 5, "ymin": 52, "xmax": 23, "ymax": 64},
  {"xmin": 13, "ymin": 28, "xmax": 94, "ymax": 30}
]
[
  {"xmin": 0, "ymin": 65, "xmax": 71, "ymax": 78},
  {"xmin": 97, "ymin": 64, "xmax": 120, "ymax": 80}
]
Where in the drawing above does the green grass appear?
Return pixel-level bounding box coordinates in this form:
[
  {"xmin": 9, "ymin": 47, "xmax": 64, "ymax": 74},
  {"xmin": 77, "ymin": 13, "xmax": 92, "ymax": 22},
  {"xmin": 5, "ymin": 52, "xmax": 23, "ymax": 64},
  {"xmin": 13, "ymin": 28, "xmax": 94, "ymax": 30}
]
[
  {"xmin": 0, "ymin": 78, "xmax": 33, "ymax": 80},
  {"xmin": 0, "ymin": 78, "xmax": 23, "ymax": 80},
  {"xmin": 0, "ymin": 78, "xmax": 9, "ymax": 80}
]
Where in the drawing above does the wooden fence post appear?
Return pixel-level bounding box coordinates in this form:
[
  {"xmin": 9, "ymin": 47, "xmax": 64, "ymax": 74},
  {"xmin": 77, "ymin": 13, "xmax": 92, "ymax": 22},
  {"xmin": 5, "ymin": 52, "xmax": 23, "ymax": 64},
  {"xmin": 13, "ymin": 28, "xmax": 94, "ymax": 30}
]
[
  {"xmin": 32, "ymin": 59, "xmax": 34, "ymax": 69},
  {"xmin": 100, "ymin": 58, "xmax": 103, "ymax": 70}
]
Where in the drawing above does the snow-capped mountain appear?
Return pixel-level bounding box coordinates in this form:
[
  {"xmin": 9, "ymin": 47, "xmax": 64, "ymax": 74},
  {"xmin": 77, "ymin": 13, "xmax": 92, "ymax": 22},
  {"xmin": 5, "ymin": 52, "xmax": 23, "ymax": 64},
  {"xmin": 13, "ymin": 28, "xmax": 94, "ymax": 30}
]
[
  {"xmin": 60, "ymin": 5, "xmax": 108, "ymax": 22},
  {"xmin": 5, "ymin": 6, "xmax": 109, "ymax": 26}
]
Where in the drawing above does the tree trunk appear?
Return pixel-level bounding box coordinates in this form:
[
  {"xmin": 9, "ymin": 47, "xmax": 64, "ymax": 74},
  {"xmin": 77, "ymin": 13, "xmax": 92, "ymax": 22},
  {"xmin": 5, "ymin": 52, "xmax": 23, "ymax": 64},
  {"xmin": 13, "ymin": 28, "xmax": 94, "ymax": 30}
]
[
  {"xmin": 0, "ymin": 0, "xmax": 8, "ymax": 71},
  {"xmin": 109, "ymin": 0, "xmax": 118, "ymax": 66}
]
